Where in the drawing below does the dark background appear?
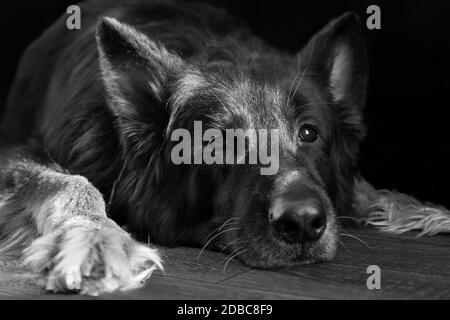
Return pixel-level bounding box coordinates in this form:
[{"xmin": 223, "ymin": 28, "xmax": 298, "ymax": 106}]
[{"xmin": 0, "ymin": 0, "xmax": 449, "ymax": 207}]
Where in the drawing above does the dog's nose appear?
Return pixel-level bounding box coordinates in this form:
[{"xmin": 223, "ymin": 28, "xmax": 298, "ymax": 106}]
[{"xmin": 270, "ymin": 199, "xmax": 326, "ymax": 244}]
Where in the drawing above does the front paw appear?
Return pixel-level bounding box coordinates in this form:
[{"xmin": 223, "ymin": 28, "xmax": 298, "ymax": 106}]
[{"xmin": 22, "ymin": 225, "xmax": 162, "ymax": 295}]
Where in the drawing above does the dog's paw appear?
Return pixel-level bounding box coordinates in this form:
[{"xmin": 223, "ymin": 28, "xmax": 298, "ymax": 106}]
[{"xmin": 22, "ymin": 225, "xmax": 162, "ymax": 295}]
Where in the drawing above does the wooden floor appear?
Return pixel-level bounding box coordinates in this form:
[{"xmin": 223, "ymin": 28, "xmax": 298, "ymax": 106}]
[{"xmin": 1, "ymin": 226, "xmax": 449, "ymax": 299}]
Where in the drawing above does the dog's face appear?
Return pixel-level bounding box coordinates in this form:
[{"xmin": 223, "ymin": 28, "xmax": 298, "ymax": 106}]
[{"xmin": 97, "ymin": 12, "xmax": 367, "ymax": 268}]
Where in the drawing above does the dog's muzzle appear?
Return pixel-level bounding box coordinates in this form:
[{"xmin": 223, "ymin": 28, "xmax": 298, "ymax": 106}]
[{"xmin": 269, "ymin": 171, "xmax": 329, "ymax": 245}]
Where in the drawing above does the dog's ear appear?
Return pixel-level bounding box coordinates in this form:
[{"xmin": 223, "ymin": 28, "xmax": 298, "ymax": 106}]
[
  {"xmin": 299, "ymin": 12, "xmax": 368, "ymax": 114},
  {"xmin": 96, "ymin": 17, "xmax": 183, "ymax": 149},
  {"xmin": 299, "ymin": 13, "xmax": 368, "ymax": 217}
]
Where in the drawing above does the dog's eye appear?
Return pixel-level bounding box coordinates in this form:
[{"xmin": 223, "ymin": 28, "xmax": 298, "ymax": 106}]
[{"xmin": 298, "ymin": 125, "xmax": 318, "ymax": 142}]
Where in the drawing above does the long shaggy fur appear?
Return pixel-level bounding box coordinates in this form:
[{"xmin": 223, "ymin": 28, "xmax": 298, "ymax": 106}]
[
  {"xmin": 23, "ymin": 224, "xmax": 162, "ymax": 294},
  {"xmin": 3, "ymin": 0, "xmax": 445, "ymax": 298},
  {"xmin": 355, "ymin": 178, "xmax": 450, "ymax": 236}
]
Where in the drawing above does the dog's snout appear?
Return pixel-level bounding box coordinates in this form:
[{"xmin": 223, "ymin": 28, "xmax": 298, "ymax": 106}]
[{"xmin": 270, "ymin": 198, "xmax": 327, "ymax": 244}]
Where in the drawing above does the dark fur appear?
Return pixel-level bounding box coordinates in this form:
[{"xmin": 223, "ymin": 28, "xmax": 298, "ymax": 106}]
[{"xmin": 1, "ymin": 0, "xmax": 367, "ymax": 274}]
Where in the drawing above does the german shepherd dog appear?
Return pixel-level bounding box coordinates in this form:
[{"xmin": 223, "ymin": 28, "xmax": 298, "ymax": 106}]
[{"xmin": 0, "ymin": 0, "xmax": 367, "ymax": 294}]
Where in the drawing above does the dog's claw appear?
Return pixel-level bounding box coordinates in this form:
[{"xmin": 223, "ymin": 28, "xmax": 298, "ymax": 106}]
[{"xmin": 65, "ymin": 265, "xmax": 82, "ymax": 290}]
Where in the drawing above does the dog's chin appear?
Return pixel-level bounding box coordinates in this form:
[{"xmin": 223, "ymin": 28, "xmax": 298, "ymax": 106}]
[{"xmin": 233, "ymin": 223, "xmax": 338, "ymax": 269}]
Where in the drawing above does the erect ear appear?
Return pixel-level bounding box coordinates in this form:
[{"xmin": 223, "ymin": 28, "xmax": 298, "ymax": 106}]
[
  {"xmin": 299, "ymin": 12, "xmax": 368, "ymax": 113},
  {"xmin": 298, "ymin": 13, "xmax": 368, "ymax": 217},
  {"xmin": 96, "ymin": 17, "xmax": 184, "ymax": 148}
]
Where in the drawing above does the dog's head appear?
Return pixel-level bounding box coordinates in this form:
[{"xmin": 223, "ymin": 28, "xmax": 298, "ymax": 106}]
[{"xmin": 97, "ymin": 11, "xmax": 367, "ymax": 268}]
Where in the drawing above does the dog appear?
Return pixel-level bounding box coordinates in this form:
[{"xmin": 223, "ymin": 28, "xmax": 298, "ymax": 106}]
[{"xmin": 0, "ymin": 0, "xmax": 367, "ymax": 295}]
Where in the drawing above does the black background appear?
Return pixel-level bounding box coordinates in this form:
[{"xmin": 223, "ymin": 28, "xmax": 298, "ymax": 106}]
[{"xmin": 0, "ymin": 0, "xmax": 449, "ymax": 207}]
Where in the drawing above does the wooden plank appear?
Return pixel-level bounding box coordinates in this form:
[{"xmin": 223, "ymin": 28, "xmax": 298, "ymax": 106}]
[
  {"xmin": 153, "ymin": 246, "xmax": 250, "ymax": 283},
  {"xmin": 0, "ymin": 245, "xmax": 251, "ymax": 298},
  {"xmin": 275, "ymin": 263, "xmax": 450, "ymax": 299},
  {"xmin": 217, "ymin": 227, "xmax": 450, "ymax": 300},
  {"xmin": 0, "ymin": 259, "xmax": 43, "ymax": 296},
  {"xmin": 1, "ymin": 226, "xmax": 449, "ymax": 299},
  {"xmin": 19, "ymin": 276, "xmax": 297, "ymax": 300},
  {"xmin": 106, "ymin": 276, "xmax": 297, "ymax": 300},
  {"xmin": 335, "ymin": 227, "xmax": 450, "ymax": 277},
  {"xmin": 221, "ymin": 268, "xmax": 393, "ymax": 300}
]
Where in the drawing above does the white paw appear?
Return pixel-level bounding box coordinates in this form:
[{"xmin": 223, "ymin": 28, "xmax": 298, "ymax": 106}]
[{"xmin": 22, "ymin": 225, "xmax": 162, "ymax": 295}]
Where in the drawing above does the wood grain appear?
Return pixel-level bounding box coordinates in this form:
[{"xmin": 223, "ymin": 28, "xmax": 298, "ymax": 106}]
[{"xmin": 1, "ymin": 226, "xmax": 449, "ymax": 299}]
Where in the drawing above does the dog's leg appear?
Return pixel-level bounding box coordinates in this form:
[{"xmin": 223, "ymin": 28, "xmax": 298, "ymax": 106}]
[{"xmin": 0, "ymin": 147, "xmax": 162, "ymax": 295}]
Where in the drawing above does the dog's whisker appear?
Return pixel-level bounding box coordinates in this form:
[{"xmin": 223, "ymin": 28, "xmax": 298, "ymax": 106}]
[
  {"xmin": 219, "ymin": 238, "xmax": 243, "ymax": 254},
  {"xmin": 287, "ymin": 53, "xmax": 302, "ymax": 107},
  {"xmin": 340, "ymin": 233, "xmax": 372, "ymax": 251},
  {"xmin": 291, "ymin": 63, "xmax": 309, "ymax": 101},
  {"xmin": 197, "ymin": 227, "xmax": 241, "ymax": 261},
  {"xmin": 198, "ymin": 220, "xmax": 240, "ymax": 262},
  {"xmin": 337, "ymin": 239, "xmax": 351, "ymax": 253},
  {"xmin": 337, "ymin": 216, "xmax": 363, "ymax": 222},
  {"xmin": 290, "ymin": 37, "xmax": 315, "ymax": 101},
  {"xmin": 201, "ymin": 218, "xmax": 239, "ymax": 247},
  {"xmin": 218, "ymin": 218, "xmax": 240, "ymax": 232},
  {"xmin": 223, "ymin": 248, "xmax": 247, "ymax": 273}
]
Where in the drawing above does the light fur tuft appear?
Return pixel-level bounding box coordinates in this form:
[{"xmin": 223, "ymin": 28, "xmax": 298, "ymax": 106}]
[
  {"xmin": 22, "ymin": 225, "xmax": 162, "ymax": 295},
  {"xmin": 355, "ymin": 177, "xmax": 450, "ymax": 236}
]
